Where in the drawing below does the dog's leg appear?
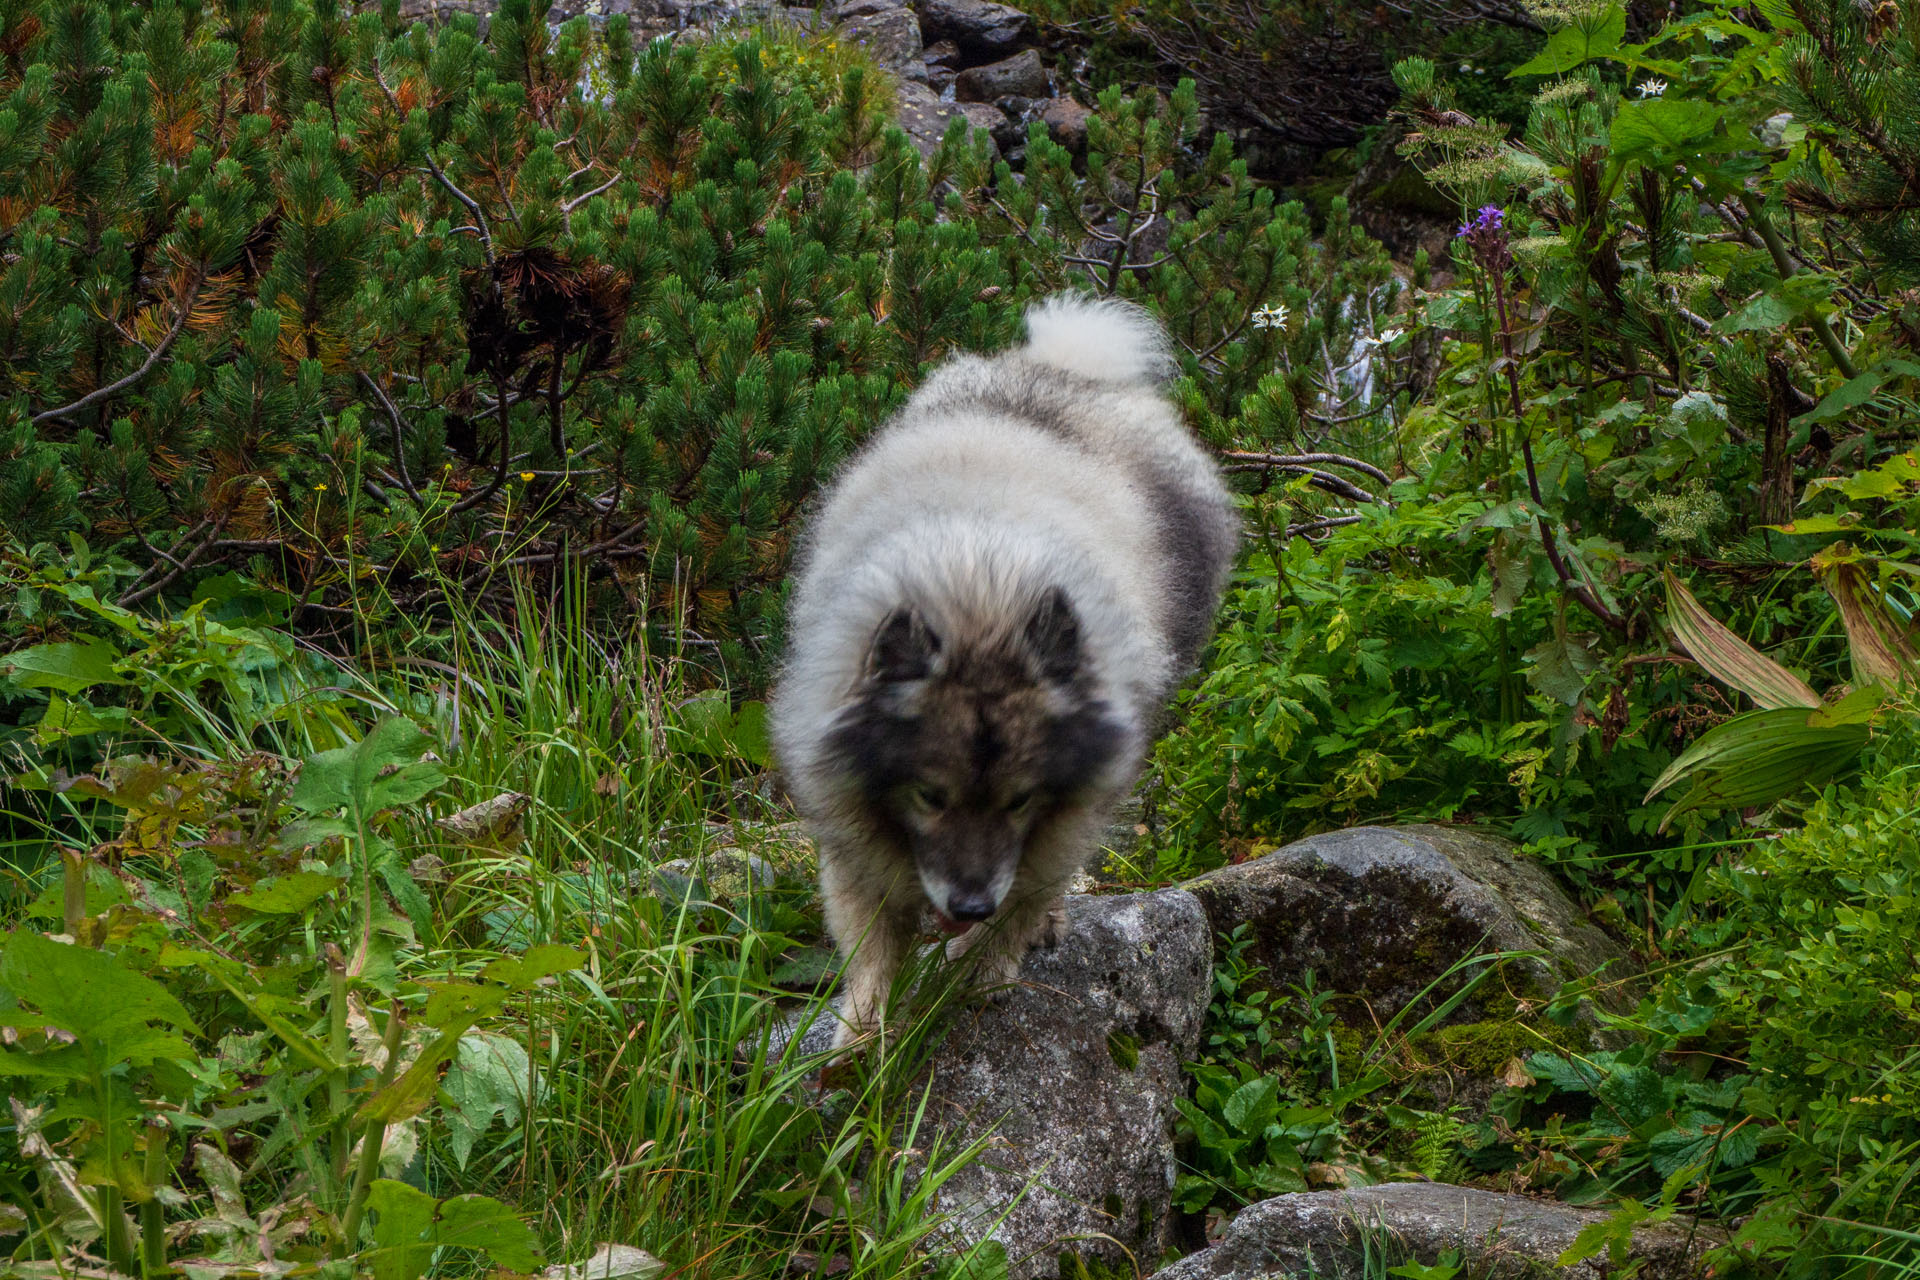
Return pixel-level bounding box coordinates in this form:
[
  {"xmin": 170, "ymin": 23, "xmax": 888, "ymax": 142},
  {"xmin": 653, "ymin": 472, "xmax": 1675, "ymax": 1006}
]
[{"xmin": 823, "ymin": 862, "xmax": 916, "ymax": 1051}]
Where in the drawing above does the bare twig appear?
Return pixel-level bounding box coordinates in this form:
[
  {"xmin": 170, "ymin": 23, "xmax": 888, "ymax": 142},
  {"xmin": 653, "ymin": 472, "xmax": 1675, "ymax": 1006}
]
[
  {"xmin": 34, "ymin": 267, "xmax": 208, "ymax": 425},
  {"xmin": 357, "ymin": 369, "xmax": 425, "ymax": 508}
]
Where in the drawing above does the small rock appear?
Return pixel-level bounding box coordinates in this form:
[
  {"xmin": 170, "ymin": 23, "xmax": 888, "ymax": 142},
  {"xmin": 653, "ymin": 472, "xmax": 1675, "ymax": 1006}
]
[
  {"xmin": 1151, "ymin": 1183, "xmax": 1722, "ymax": 1280},
  {"xmin": 920, "ymin": 36, "xmax": 962, "ymax": 66},
  {"xmin": 650, "ymin": 849, "xmax": 779, "ymax": 902},
  {"xmin": 435, "ymin": 792, "xmax": 530, "ymax": 844},
  {"xmin": 1039, "ymin": 97, "xmax": 1092, "ymax": 152},
  {"xmin": 835, "ymin": 4, "xmax": 924, "ymax": 77},
  {"xmin": 955, "ymin": 101, "xmax": 1008, "ymax": 153},
  {"xmin": 913, "ymin": 0, "xmax": 1031, "ymax": 59},
  {"xmin": 541, "ymin": 1243, "xmax": 665, "ymax": 1280},
  {"xmin": 954, "ymin": 48, "xmax": 1046, "ymax": 103}
]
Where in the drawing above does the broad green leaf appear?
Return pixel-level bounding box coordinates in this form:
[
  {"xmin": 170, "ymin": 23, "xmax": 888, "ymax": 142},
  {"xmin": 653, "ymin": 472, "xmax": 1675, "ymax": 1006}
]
[
  {"xmin": 1713, "ymin": 286, "xmax": 1797, "ymax": 334},
  {"xmin": 227, "ymin": 871, "xmax": 344, "ymax": 914},
  {"xmin": 1645, "ymin": 706, "xmax": 1869, "ymax": 828},
  {"xmin": 0, "ymin": 930, "xmax": 197, "ymax": 1041},
  {"xmin": 442, "ymin": 1031, "xmax": 534, "ymax": 1170},
  {"xmin": 1510, "ymin": 6, "xmax": 1625, "ymax": 75},
  {"xmin": 365, "ymin": 1180, "xmax": 438, "ymax": 1280},
  {"xmin": 1222, "ymin": 1074, "xmax": 1280, "ymax": 1135},
  {"xmin": 1524, "ymin": 632, "xmax": 1598, "ymax": 706},
  {"xmin": 0, "ymin": 637, "xmax": 126, "ymax": 695},
  {"xmin": 731, "ymin": 700, "xmax": 772, "ymax": 767},
  {"xmin": 422, "ymin": 981, "xmax": 511, "ymax": 1029},
  {"xmin": 430, "ymin": 1194, "xmax": 543, "ymax": 1271},
  {"xmin": 33, "ymin": 693, "xmax": 130, "ymax": 744},
  {"xmin": 1664, "ymin": 572, "xmax": 1820, "ymax": 709},
  {"xmin": 1610, "ymin": 97, "xmax": 1738, "ymax": 167},
  {"xmin": 479, "ymin": 944, "xmax": 585, "ymax": 991}
]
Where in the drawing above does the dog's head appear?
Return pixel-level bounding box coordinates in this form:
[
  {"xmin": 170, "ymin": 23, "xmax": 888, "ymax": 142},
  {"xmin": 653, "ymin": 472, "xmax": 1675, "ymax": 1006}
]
[{"xmin": 822, "ymin": 587, "xmax": 1128, "ymax": 927}]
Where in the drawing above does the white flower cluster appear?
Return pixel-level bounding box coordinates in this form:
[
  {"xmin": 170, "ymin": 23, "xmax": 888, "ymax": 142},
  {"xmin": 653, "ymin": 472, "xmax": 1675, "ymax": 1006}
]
[{"xmin": 1251, "ymin": 303, "xmax": 1290, "ymax": 330}]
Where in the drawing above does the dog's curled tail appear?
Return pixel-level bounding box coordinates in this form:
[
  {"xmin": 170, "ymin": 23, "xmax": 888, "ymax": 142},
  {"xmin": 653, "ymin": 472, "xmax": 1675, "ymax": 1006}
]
[{"xmin": 1021, "ymin": 293, "xmax": 1175, "ymax": 385}]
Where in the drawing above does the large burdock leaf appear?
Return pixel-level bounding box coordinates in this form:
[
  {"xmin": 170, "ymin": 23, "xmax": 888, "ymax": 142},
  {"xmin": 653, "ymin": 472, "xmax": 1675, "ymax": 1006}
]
[
  {"xmin": 1664, "ymin": 572, "xmax": 1820, "ymax": 709},
  {"xmin": 1644, "ymin": 704, "xmax": 1870, "ymax": 830}
]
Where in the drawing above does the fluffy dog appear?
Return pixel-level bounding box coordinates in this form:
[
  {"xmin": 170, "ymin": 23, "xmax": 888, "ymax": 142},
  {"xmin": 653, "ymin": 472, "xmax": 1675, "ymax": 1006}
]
[{"xmin": 770, "ymin": 294, "xmax": 1238, "ymax": 1047}]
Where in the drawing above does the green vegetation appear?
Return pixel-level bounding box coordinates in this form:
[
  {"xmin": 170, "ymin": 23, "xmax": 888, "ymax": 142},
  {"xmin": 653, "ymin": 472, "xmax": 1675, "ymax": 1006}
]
[{"xmin": 3, "ymin": 0, "xmax": 1920, "ymax": 1275}]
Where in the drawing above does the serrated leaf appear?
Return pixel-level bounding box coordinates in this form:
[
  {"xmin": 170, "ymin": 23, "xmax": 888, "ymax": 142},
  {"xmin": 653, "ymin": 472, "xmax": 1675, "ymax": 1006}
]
[
  {"xmin": 365, "ymin": 1180, "xmax": 437, "ymax": 1280},
  {"xmin": 1664, "ymin": 572, "xmax": 1820, "ymax": 709},
  {"xmin": 479, "ymin": 944, "xmax": 584, "ymax": 992},
  {"xmin": 1509, "ymin": 6, "xmax": 1625, "ymax": 74},
  {"xmin": 1611, "ymin": 97, "xmax": 1739, "ymax": 167},
  {"xmin": 430, "ymin": 1194, "xmax": 542, "ymax": 1271},
  {"xmin": 227, "ymin": 871, "xmax": 344, "ymax": 914},
  {"xmin": 1222, "ymin": 1074, "xmax": 1279, "ymax": 1135},
  {"xmin": 0, "ymin": 929, "xmax": 197, "ymax": 1041}
]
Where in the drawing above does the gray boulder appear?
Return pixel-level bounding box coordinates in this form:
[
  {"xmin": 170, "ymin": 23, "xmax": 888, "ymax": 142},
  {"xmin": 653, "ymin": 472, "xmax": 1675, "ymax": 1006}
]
[
  {"xmin": 1039, "ymin": 97, "xmax": 1093, "ymax": 152},
  {"xmin": 1152, "ymin": 1183, "xmax": 1721, "ymax": 1280},
  {"xmin": 894, "ymin": 81, "xmax": 967, "ymax": 156},
  {"xmin": 774, "ymin": 890, "xmax": 1211, "ymax": 1279},
  {"xmin": 831, "ymin": 0, "xmax": 926, "ymax": 79},
  {"xmin": 914, "ymin": 0, "xmax": 1032, "ymax": 59},
  {"xmin": 1182, "ymin": 824, "xmax": 1637, "ymax": 1028},
  {"xmin": 954, "ymin": 48, "xmax": 1047, "ymax": 103},
  {"xmin": 925, "ymin": 890, "xmax": 1209, "ymax": 1278}
]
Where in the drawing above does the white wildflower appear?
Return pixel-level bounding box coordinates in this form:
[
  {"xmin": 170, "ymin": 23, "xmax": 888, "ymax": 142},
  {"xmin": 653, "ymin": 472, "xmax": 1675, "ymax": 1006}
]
[
  {"xmin": 1251, "ymin": 303, "xmax": 1290, "ymax": 331},
  {"xmin": 1636, "ymin": 78, "xmax": 1669, "ymax": 98}
]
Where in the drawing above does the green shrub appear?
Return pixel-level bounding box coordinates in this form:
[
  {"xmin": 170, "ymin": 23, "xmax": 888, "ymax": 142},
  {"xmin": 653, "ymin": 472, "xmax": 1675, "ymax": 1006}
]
[{"xmin": 0, "ymin": 0, "xmax": 1008, "ymax": 677}]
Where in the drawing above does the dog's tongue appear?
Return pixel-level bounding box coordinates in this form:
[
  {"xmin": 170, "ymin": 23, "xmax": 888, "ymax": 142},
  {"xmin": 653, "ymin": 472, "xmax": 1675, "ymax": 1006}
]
[{"xmin": 933, "ymin": 909, "xmax": 976, "ymax": 937}]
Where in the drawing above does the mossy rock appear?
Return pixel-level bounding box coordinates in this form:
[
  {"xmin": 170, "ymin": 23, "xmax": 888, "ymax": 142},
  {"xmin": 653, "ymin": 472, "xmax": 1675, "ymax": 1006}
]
[{"xmin": 1181, "ymin": 825, "xmax": 1640, "ymax": 1038}]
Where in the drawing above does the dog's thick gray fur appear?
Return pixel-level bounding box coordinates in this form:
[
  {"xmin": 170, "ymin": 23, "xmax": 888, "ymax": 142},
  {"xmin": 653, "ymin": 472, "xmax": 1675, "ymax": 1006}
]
[{"xmin": 770, "ymin": 294, "xmax": 1239, "ymax": 1047}]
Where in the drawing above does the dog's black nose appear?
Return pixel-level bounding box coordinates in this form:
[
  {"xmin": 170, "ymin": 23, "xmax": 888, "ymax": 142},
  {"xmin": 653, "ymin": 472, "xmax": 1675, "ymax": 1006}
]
[{"xmin": 946, "ymin": 893, "xmax": 996, "ymax": 923}]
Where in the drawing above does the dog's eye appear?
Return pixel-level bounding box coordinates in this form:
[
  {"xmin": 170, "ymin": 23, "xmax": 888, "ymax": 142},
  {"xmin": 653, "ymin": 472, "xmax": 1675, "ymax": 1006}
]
[
  {"xmin": 1004, "ymin": 791, "xmax": 1036, "ymax": 814},
  {"xmin": 911, "ymin": 785, "xmax": 948, "ymax": 812}
]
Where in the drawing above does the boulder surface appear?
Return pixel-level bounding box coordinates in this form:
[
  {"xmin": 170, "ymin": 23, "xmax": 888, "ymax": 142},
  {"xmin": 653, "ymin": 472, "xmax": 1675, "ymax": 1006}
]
[
  {"xmin": 778, "ymin": 890, "xmax": 1211, "ymax": 1278},
  {"xmin": 1182, "ymin": 824, "xmax": 1636, "ymax": 1026},
  {"xmin": 1152, "ymin": 1183, "xmax": 1721, "ymax": 1280}
]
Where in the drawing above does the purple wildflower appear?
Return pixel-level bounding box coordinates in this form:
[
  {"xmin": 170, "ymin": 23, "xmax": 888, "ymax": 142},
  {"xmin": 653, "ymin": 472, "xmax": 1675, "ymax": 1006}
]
[{"xmin": 1457, "ymin": 204, "xmax": 1512, "ymax": 273}]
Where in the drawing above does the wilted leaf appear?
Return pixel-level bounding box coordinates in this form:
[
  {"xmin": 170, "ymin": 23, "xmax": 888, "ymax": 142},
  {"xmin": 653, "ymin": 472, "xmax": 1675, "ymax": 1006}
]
[
  {"xmin": 1819, "ymin": 560, "xmax": 1918, "ymax": 688},
  {"xmin": 1664, "ymin": 572, "xmax": 1820, "ymax": 709},
  {"xmin": 435, "ymin": 793, "xmax": 529, "ymax": 844}
]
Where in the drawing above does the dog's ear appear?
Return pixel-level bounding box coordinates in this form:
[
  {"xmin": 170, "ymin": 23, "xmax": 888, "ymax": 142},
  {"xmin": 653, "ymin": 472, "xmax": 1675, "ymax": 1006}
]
[
  {"xmin": 1023, "ymin": 586, "xmax": 1082, "ymax": 683},
  {"xmin": 865, "ymin": 605, "xmax": 942, "ymax": 683}
]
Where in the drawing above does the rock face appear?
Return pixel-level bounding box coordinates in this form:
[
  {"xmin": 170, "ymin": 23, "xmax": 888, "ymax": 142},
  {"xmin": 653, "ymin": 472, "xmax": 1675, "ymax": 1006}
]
[
  {"xmin": 913, "ymin": 0, "xmax": 1032, "ymax": 59},
  {"xmin": 921, "ymin": 889, "xmax": 1210, "ymax": 1278},
  {"xmin": 954, "ymin": 48, "xmax": 1048, "ymax": 102},
  {"xmin": 1153, "ymin": 1183, "xmax": 1721, "ymax": 1280},
  {"xmin": 1182, "ymin": 825, "xmax": 1637, "ymax": 1027},
  {"xmin": 777, "ymin": 891, "xmax": 1211, "ymax": 1278}
]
